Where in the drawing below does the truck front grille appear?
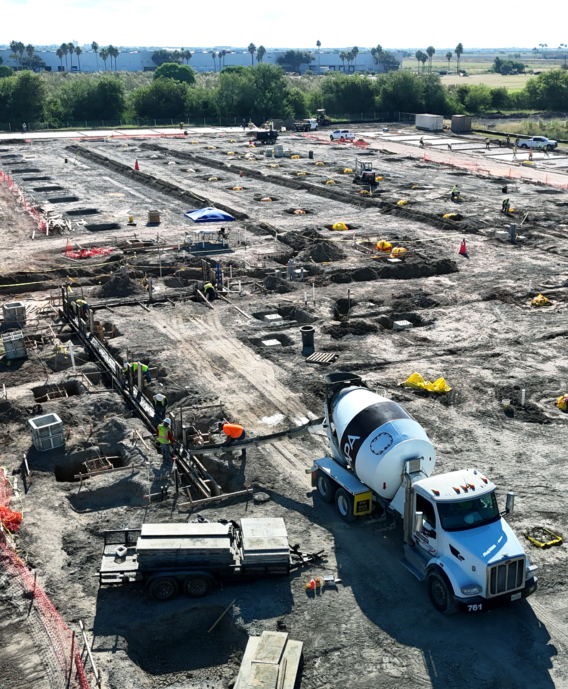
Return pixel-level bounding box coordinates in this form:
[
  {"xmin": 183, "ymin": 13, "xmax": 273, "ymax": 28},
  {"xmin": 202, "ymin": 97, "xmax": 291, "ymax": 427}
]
[{"xmin": 487, "ymin": 557, "xmax": 525, "ymax": 597}]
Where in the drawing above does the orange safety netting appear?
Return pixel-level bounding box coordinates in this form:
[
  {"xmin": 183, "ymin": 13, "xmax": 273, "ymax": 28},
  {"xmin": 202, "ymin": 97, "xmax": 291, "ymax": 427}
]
[
  {"xmin": 0, "ymin": 468, "xmax": 22, "ymax": 532},
  {"xmin": 0, "ymin": 467, "xmax": 91, "ymax": 688},
  {"xmin": 65, "ymin": 239, "xmax": 113, "ymax": 259},
  {"xmin": 0, "ymin": 169, "xmax": 48, "ymax": 233}
]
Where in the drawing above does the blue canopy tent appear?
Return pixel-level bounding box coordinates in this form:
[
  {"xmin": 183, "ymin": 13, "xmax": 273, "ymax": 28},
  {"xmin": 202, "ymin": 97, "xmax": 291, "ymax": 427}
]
[
  {"xmin": 183, "ymin": 207, "xmax": 235, "ymax": 254},
  {"xmin": 184, "ymin": 207, "xmax": 235, "ymax": 223}
]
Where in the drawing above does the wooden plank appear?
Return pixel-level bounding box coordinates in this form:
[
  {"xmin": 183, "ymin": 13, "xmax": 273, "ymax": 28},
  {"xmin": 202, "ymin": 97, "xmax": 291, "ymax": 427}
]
[
  {"xmin": 252, "ymin": 632, "xmax": 288, "ymax": 666},
  {"xmin": 178, "ymin": 488, "xmax": 253, "ymax": 509},
  {"xmin": 250, "ymin": 664, "xmax": 279, "ymax": 689},
  {"xmin": 281, "ymin": 640, "xmax": 303, "ymax": 689},
  {"xmin": 235, "ymin": 637, "xmax": 261, "ymax": 689}
]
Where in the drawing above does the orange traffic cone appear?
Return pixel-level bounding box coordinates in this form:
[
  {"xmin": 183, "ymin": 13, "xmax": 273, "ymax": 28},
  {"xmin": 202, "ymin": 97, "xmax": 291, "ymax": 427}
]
[
  {"xmin": 134, "ymin": 159, "xmax": 140, "ymax": 171},
  {"xmin": 459, "ymin": 239, "xmax": 467, "ymax": 256}
]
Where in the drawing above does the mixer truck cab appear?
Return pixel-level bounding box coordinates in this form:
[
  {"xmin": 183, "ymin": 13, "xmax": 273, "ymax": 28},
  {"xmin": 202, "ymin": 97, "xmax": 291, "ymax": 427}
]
[{"xmin": 310, "ymin": 372, "xmax": 537, "ymax": 614}]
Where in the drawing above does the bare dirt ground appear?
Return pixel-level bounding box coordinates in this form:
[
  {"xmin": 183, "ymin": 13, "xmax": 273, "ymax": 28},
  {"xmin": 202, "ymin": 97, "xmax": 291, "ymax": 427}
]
[{"xmin": 1, "ymin": 124, "xmax": 568, "ymax": 689}]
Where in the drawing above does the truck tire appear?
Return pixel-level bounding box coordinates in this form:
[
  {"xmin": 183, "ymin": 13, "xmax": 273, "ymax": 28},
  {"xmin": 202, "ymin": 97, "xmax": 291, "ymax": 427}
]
[
  {"xmin": 335, "ymin": 488, "xmax": 357, "ymax": 523},
  {"xmin": 330, "ymin": 136, "xmax": 334, "ymax": 141},
  {"xmin": 184, "ymin": 574, "xmax": 212, "ymax": 598},
  {"xmin": 149, "ymin": 576, "xmax": 179, "ymax": 601},
  {"xmin": 316, "ymin": 470, "xmax": 337, "ymax": 503},
  {"xmin": 520, "ymin": 143, "xmax": 528, "ymax": 149},
  {"xmin": 427, "ymin": 571, "xmax": 458, "ymax": 615}
]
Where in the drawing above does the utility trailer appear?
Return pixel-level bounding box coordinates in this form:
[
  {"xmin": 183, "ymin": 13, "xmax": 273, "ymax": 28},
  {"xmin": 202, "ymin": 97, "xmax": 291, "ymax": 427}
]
[
  {"xmin": 251, "ymin": 130, "xmax": 278, "ymax": 145},
  {"xmin": 99, "ymin": 518, "xmax": 322, "ymax": 600}
]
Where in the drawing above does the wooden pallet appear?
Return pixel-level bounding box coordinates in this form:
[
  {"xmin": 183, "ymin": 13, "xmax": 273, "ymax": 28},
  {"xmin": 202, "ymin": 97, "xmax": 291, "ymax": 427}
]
[{"xmin": 305, "ymin": 351, "xmax": 339, "ymax": 366}]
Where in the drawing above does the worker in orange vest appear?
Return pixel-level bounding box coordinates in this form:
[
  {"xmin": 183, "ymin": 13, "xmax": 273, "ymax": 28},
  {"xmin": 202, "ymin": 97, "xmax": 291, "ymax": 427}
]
[{"xmin": 218, "ymin": 421, "xmax": 246, "ymax": 458}]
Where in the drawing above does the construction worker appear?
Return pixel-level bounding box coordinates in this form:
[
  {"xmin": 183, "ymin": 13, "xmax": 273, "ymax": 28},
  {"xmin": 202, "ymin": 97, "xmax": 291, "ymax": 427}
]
[
  {"xmin": 203, "ymin": 281, "xmax": 216, "ymax": 302},
  {"xmin": 485, "ymin": 138, "xmax": 490, "ymax": 150},
  {"xmin": 419, "ymin": 137, "xmax": 424, "ymax": 148},
  {"xmin": 451, "ymin": 185, "xmax": 459, "ymax": 202},
  {"xmin": 156, "ymin": 418, "xmax": 175, "ymax": 462},
  {"xmin": 528, "ymin": 149, "xmax": 533, "ymax": 162},
  {"xmin": 75, "ymin": 299, "xmax": 89, "ymax": 319},
  {"xmin": 123, "ymin": 361, "xmax": 151, "ymax": 383},
  {"xmin": 506, "ymin": 134, "xmax": 510, "ymax": 147},
  {"xmin": 501, "ymin": 198, "xmax": 510, "ymax": 214},
  {"xmin": 153, "ymin": 393, "xmax": 168, "ymax": 418},
  {"xmin": 219, "ymin": 421, "xmax": 247, "ymax": 458},
  {"xmin": 512, "ymin": 145, "xmax": 518, "ymax": 160}
]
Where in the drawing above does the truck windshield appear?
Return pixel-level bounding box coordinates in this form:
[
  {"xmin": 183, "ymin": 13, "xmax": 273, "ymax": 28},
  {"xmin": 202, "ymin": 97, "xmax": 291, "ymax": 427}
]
[{"xmin": 437, "ymin": 492, "xmax": 500, "ymax": 532}]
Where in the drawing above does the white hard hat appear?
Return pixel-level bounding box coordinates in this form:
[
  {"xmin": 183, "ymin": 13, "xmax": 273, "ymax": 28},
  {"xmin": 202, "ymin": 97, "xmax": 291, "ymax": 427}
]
[{"xmin": 164, "ymin": 418, "xmax": 171, "ymax": 425}]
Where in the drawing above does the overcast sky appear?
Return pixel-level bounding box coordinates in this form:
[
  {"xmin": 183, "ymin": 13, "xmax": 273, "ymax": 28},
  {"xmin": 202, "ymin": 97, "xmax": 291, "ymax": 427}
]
[{"xmin": 1, "ymin": 0, "xmax": 565, "ymax": 51}]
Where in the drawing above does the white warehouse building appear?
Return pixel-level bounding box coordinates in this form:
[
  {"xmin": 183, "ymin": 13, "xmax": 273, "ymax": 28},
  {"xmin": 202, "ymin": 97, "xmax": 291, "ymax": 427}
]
[{"xmin": 0, "ymin": 47, "xmax": 402, "ymax": 75}]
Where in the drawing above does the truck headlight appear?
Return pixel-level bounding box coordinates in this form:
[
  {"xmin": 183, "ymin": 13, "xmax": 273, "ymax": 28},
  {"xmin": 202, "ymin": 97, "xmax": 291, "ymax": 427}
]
[
  {"xmin": 527, "ymin": 564, "xmax": 538, "ymax": 577},
  {"xmin": 460, "ymin": 585, "xmax": 482, "ymax": 596}
]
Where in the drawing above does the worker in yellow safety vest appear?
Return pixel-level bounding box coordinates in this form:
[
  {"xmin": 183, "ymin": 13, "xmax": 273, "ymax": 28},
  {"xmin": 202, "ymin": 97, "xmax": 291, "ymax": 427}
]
[
  {"xmin": 156, "ymin": 418, "xmax": 175, "ymax": 461},
  {"xmin": 75, "ymin": 299, "xmax": 89, "ymax": 318},
  {"xmin": 123, "ymin": 362, "xmax": 151, "ymax": 383},
  {"xmin": 153, "ymin": 393, "xmax": 168, "ymax": 418},
  {"xmin": 558, "ymin": 394, "xmax": 568, "ymax": 411},
  {"xmin": 218, "ymin": 421, "xmax": 247, "ymax": 458},
  {"xmin": 203, "ymin": 282, "xmax": 216, "ymax": 302}
]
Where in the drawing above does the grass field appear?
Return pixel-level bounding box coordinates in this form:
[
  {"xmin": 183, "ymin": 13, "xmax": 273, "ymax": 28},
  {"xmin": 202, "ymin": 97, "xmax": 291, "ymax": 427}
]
[{"xmin": 439, "ymin": 73, "xmax": 531, "ymax": 91}]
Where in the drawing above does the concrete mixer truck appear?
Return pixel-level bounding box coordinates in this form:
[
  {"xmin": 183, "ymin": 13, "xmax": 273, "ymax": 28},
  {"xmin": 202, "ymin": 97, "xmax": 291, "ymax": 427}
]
[{"xmin": 309, "ymin": 372, "xmax": 538, "ymax": 614}]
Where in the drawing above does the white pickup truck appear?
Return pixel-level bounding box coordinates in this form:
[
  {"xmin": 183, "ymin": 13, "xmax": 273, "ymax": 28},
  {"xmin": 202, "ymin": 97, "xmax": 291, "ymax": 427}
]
[
  {"xmin": 330, "ymin": 129, "xmax": 355, "ymax": 141},
  {"xmin": 518, "ymin": 136, "xmax": 557, "ymax": 150}
]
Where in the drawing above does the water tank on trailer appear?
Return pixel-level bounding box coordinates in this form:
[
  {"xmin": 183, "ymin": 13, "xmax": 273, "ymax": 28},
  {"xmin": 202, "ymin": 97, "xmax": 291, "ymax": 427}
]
[{"xmin": 331, "ymin": 387, "xmax": 436, "ymax": 500}]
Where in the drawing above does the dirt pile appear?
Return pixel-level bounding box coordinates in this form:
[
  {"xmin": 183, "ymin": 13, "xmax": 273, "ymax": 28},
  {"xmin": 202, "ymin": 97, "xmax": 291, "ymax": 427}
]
[
  {"xmin": 98, "ymin": 272, "xmax": 144, "ymax": 298},
  {"xmin": 263, "ymin": 275, "xmax": 297, "ymax": 293},
  {"xmin": 279, "ymin": 227, "xmax": 322, "ymax": 251},
  {"xmin": 298, "ymin": 240, "xmax": 345, "ymax": 263},
  {"xmin": 375, "ymin": 256, "xmax": 458, "ymax": 280},
  {"xmin": 323, "ymin": 319, "xmax": 378, "ymax": 339}
]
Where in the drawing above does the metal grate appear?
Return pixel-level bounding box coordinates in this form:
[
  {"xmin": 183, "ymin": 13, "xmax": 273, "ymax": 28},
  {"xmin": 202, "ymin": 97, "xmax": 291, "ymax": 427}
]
[
  {"xmin": 487, "ymin": 557, "xmax": 525, "ymax": 597},
  {"xmin": 306, "ymin": 352, "xmax": 339, "ymax": 366}
]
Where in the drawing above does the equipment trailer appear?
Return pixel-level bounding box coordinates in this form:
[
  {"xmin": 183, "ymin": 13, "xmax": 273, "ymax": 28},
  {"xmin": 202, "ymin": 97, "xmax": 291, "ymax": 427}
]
[{"xmin": 99, "ymin": 518, "xmax": 323, "ymax": 600}]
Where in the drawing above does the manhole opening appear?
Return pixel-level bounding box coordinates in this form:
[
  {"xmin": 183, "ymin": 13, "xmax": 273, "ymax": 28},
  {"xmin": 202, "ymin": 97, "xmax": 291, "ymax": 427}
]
[
  {"xmin": 377, "ymin": 312, "xmax": 428, "ymax": 330},
  {"xmin": 86, "ymin": 222, "xmax": 121, "ymax": 231},
  {"xmin": 284, "ymin": 208, "xmax": 313, "ymax": 215},
  {"xmin": 54, "ymin": 452, "xmax": 127, "ymax": 483},
  {"xmin": 47, "ymin": 196, "xmax": 80, "ymax": 204},
  {"xmin": 250, "ymin": 333, "xmax": 294, "ymax": 347},
  {"xmin": 66, "ymin": 208, "xmax": 100, "ymax": 216},
  {"xmin": 32, "ymin": 380, "xmax": 81, "ymax": 403}
]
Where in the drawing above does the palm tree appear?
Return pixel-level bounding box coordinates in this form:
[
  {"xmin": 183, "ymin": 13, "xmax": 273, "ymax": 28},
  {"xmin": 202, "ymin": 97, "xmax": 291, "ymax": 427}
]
[
  {"xmin": 420, "ymin": 53, "xmax": 428, "ymax": 72},
  {"xmin": 415, "ymin": 50, "xmax": 423, "ymax": 71},
  {"xmin": 92, "ymin": 41, "xmax": 99, "ymax": 70},
  {"xmin": 316, "ymin": 40, "xmax": 321, "ymax": 69},
  {"xmin": 112, "ymin": 46, "xmax": 120, "ymax": 70},
  {"xmin": 248, "ymin": 43, "xmax": 256, "ymax": 65},
  {"xmin": 446, "ymin": 51, "xmax": 452, "ymax": 71},
  {"xmin": 56, "ymin": 47, "xmax": 65, "ymax": 70},
  {"xmin": 455, "ymin": 42, "xmax": 463, "ymax": 74},
  {"xmin": 352, "ymin": 46, "xmax": 359, "ymax": 70},
  {"xmin": 75, "ymin": 46, "xmax": 83, "ymax": 72},
  {"xmin": 220, "ymin": 49, "xmax": 227, "ymax": 68},
  {"xmin": 426, "ymin": 46, "xmax": 435, "ymax": 72},
  {"xmin": 560, "ymin": 44, "xmax": 568, "ymax": 68},
  {"xmin": 211, "ymin": 51, "xmax": 217, "ymax": 72},
  {"xmin": 100, "ymin": 47, "xmax": 109, "ymax": 71},
  {"xmin": 16, "ymin": 42, "xmax": 25, "ymax": 65},
  {"xmin": 60, "ymin": 43, "xmax": 69, "ymax": 69},
  {"xmin": 339, "ymin": 50, "xmax": 347, "ymax": 70},
  {"xmin": 68, "ymin": 42, "xmax": 75, "ymax": 70},
  {"xmin": 9, "ymin": 40, "xmax": 20, "ymax": 66},
  {"xmin": 25, "ymin": 44, "xmax": 35, "ymax": 61},
  {"xmin": 256, "ymin": 45, "xmax": 266, "ymax": 63}
]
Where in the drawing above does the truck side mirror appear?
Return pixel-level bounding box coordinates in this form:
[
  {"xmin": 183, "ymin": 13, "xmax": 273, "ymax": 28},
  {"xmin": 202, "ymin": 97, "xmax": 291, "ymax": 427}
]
[
  {"xmin": 414, "ymin": 512, "xmax": 424, "ymax": 533},
  {"xmin": 506, "ymin": 492, "xmax": 515, "ymax": 514}
]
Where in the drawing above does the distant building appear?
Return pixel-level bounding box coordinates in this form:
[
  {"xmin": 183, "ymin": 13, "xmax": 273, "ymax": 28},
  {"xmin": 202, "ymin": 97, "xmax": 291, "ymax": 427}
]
[{"xmin": 0, "ymin": 47, "xmax": 402, "ymax": 74}]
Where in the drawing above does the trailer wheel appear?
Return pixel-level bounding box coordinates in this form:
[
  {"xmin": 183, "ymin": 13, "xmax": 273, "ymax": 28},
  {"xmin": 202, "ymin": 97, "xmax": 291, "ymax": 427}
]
[
  {"xmin": 149, "ymin": 576, "xmax": 178, "ymax": 601},
  {"xmin": 184, "ymin": 575, "xmax": 211, "ymax": 598},
  {"xmin": 427, "ymin": 571, "xmax": 458, "ymax": 615},
  {"xmin": 335, "ymin": 488, "xmax": 356, "ymax": 523},
  {"xmin": 316, "ymin": 471, "xmax": 337, "ymax": 503}
]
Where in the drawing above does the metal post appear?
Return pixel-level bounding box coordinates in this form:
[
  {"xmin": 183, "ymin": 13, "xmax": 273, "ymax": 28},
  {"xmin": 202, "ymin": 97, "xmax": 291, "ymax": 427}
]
[
  {"xmin": 347, "ymin": 289, "xmax": 351, "ymax": 315},
  {"xmin": 138, "ymin": 362, "xmax": 143, "ymax": 392},
  {"xmin": 69, "ymin": 341, "xmax": 76, "ymax": 370},
  {"xmin": 89, "ymin": 310, "xmax": 94, "ymax": 334},
  {"xmin": 128, "ymin": 365, "xmax": 133, "ymax": 395},
  {"xmin": 312, "ymin": 283, "xmax": 315, "ymax": 306},
  {"xmin": 148, "ymin": 276, "xmax": 153, "ymax": 301},
  {"xmin": 159, "ymin": 249, "xmax": 162, "ymax": 277}
]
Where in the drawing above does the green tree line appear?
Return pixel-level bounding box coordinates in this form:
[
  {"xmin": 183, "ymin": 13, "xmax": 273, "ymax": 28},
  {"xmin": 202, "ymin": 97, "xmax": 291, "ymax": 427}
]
[{"xmin": 2, "ymin": 63, "xmax": 568, "ymax": 125}]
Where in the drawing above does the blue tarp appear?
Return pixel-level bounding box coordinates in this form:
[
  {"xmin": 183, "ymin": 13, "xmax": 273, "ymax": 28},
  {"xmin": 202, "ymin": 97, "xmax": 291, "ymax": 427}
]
[{"xmin": 184, "ymin": 207, "xmax": 235, "ymax": 223}]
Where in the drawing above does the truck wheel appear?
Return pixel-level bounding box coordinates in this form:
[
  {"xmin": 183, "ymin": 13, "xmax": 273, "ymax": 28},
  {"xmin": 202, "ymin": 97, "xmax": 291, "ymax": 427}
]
[
  {"xmin": 335, "ymin": 488, "xmax": 356, "ymax": 523},
  {"xmin": 184, "ymin": 575, "xmax": 211, "ymax": 598},
  {"xmin": 520, "ymin": 144, "xmax": 528, "ymax": 149},
  {"xmin": 149, "ymin": 577, "xmax": 178, "ymax": 601},
  {"xmin": 427, "ymin": 571, "xmax": 457, "ymax": 615},
  {"xmin": 330, "ymin": 136, "xmax": 333, "ymax": 141},
  {"xmin": 317, "ymin": 471, "xmax": 337, "ymax": 503}
]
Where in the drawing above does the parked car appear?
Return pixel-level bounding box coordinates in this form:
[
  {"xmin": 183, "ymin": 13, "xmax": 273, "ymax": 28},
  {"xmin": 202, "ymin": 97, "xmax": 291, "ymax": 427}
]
[
  {"xmin": 518, "ymin": 136, "xmax": 558, "ymax": 150},
  {"xmin": 330, "ymin": 129, "xmax": 355, "ymax": 141}
]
